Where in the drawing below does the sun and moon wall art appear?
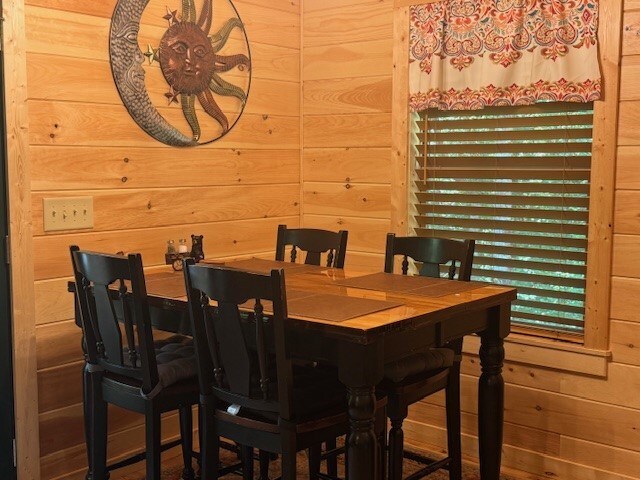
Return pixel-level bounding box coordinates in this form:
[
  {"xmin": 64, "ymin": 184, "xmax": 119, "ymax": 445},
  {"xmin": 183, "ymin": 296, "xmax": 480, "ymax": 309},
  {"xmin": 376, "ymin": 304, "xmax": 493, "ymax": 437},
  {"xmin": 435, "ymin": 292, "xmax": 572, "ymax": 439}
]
[{"xmin": 109, "ymin": 0, "xmax": 251, "ymax": 146}]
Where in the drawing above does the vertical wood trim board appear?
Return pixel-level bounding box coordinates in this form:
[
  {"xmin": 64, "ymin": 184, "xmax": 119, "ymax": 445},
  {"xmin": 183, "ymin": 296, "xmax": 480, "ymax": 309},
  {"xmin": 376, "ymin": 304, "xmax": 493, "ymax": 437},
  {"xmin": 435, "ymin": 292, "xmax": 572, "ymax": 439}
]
[
  {"xmin": 390, "ymin": 6, "xmax": 410, "ymax": 237},
  {"xmin": 583, "ymin": 0, "xmax": 623, "ymax": 350},
  {"xmin": 3, "ymin": 0, "xmax": 41, "ymax": 478}
]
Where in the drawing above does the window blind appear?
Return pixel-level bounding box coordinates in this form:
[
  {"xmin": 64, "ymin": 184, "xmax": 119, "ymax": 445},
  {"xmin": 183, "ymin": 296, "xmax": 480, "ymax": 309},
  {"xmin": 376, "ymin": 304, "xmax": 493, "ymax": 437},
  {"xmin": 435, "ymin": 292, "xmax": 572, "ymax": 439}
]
[{"xmin": 413, "ymin": 103, "xmax": 594, "ymax": 334}]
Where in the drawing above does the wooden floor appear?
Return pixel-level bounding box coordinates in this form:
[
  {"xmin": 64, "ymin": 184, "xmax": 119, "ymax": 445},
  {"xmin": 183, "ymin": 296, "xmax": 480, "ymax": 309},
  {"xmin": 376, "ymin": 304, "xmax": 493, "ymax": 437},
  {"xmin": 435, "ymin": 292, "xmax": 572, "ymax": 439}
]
[{"xmin": 105, "ymin": 441, "xmax": 544, "ymax": 480}]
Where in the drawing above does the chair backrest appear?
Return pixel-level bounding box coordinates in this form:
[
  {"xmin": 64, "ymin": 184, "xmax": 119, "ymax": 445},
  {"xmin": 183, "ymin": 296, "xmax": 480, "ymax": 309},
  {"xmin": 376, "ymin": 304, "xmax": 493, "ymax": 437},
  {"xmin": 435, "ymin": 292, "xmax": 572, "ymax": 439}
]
[
  {"xmin": 384, "ymin": 234, "xmax": 475, "ymax": 281},
  {"xmin": 183, "ymin": 260, "xmax": 295, "ymax": 420},
  {"xmin": 275, "ymin": 224, "xmax": 348, "ymax": 268},
  {"xmin": 69, "ymin": 246, "xmax": 159, "ymax": 394}
]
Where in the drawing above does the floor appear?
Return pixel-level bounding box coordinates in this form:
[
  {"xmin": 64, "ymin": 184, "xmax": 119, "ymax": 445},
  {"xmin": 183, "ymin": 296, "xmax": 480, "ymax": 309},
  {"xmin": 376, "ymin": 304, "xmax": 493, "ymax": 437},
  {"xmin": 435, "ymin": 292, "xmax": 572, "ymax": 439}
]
[{"xmin": 108, "ymin": 443, "xmax": 532, "ymax": 480}]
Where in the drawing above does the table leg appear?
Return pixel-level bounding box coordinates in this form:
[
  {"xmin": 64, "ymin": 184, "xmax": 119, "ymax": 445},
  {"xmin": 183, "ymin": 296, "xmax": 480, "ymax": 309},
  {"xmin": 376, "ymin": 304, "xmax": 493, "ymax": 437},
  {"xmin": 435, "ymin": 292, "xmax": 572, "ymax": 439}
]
[
  {"xmin": 346, "ymin": 385, "xmax": 378, "ymax": 480},
  {"xmin": 337, "ymin": 341, "xmax": 383, "ymax": 480},
  {"xmin": 83, "ymin": 364, "xmax": 93, "ymax": 480},
  {"xmin": 478, "ymin": 331, "xmax": 505, "ymax": 480}
]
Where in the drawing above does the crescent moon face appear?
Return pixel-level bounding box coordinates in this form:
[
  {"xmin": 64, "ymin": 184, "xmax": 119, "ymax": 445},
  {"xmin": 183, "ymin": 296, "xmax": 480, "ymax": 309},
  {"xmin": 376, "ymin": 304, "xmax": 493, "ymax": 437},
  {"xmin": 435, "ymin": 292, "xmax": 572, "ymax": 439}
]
[
  {"xmin": 110, "ymin": 0, "xmax": 196, "ymax": 146},
  {"xmin": 109, "ymin": 0, "xmax": 252, "ymax": 147}
]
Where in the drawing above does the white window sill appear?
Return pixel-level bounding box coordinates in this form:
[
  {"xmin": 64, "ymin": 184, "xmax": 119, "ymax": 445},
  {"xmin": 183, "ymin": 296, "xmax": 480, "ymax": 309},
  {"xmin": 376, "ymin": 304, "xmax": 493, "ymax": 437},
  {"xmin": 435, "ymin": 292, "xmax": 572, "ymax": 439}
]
[{"xmin": 462, "ymin": 333, "xmax": 611, "ymax": 377}]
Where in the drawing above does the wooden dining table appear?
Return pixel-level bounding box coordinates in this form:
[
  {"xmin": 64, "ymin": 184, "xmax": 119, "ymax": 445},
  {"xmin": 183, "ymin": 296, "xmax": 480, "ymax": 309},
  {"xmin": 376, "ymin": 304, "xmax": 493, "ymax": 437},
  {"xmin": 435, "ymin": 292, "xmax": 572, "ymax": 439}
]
[{"xmin": 72, "ymin": 257, "xmax": 516, "ymax": 480}]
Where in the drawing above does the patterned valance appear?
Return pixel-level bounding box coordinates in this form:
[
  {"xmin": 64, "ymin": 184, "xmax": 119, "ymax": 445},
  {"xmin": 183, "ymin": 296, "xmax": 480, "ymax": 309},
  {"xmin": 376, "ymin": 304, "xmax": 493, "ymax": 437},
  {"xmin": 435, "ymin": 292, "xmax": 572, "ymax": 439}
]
[{"xmin": 409, "ymin": 0, "xmax": 601, "ymax": 111}]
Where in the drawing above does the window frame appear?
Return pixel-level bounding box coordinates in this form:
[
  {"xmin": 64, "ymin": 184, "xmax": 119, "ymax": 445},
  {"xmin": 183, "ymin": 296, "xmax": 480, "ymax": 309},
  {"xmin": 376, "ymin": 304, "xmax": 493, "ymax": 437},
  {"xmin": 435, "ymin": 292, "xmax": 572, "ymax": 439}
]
[{"xmin": 391, "ymin": 0, "xmax": 623, "ymax": 351}]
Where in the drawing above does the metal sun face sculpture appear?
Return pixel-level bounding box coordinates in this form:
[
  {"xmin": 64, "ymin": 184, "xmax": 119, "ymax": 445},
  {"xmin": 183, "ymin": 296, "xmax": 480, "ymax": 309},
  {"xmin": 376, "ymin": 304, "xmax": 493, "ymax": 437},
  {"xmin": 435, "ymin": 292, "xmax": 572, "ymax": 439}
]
[{"xmin": 109, "ymin": 0, "xmax": 251, "ymax": 146}]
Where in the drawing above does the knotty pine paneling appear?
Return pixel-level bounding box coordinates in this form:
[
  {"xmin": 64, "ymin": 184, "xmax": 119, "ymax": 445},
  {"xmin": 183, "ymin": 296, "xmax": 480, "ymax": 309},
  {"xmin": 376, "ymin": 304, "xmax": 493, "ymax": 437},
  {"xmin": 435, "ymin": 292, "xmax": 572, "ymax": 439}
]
[
  {"xmin": 31, "ymin": 147, "xmax": 300, "ymax": 191},
  {"xmin": 29, "ymin": 101, "xmax": 300, "ymax": 149},
  {"xmin": 622, "ymin": 10, "xmax": 640, "ymax": 56},
  {"xmin": 615, "ymin": 146, "xmax": 640, "ymax": 190},
  {"xmin": 36, "ymin": 320, "xmax": 82, "ymax": 371},
  {"xmin": 34, "ymin": 277, "xmax": 74, "ymax": 326},
  {"xmin": 27, "ymin": 53, "xmax": 299, "ymax": 117},
  {"xmin": 619, "ymin": 55, "xmax": 640, "ymax": 101},
  {"xmin": 303, "ymin": 113, "xmax": 392, "ymax": 148},
  {"xmin": 409, "ymin": 403, "xmax": 562, "ymax": 456},
  {"xmin": 25, "ymin": 1, "xmax": 299, "ymax": 45},
  {"xmin": 34, "ymin": 216, "xmax": 298, "ymax": 281},
  {"xmin": 420, "ymin": 375, "xmax": 640, "ymax": 453},
  {"xmin": 303, "ymin": 215, "xmax": 390, "ymax": 254},
  {"xmin": 303, "ymin": 147, "xmax": 392, "ymax": 183},
  {"xmin": 296, "ymin": 2, "xmax": 640, "ymax": 479},
  {"xmin": 404, "ymin": 419, "xmax": 634, "ymax": 480},
  {"xmin": 610, "ymin": 276, "xmax": 640, "ymax": 322},
  {"xmin": 301, "ymin": 0, "xmax": 394, "ymax": 285},
  {"xmin": 303, "ymin": 39, "xmax": 393, "ymax": 81},
  {"xmin": 303, "ymin": 0, "xmax": 391, "ymax": 14},
  {"xmin": 611, "ymin": 235, "xmax": 640, "ymax": 279},
  {"xmin": 37, "ymin": 361, "xmax": 83, "ymax": 413},
  {"xmin": 303, "ymin": 76, "xmax": 392, "ymax": 115},
  {"xmin": 613, "ymin": 190, "xmax": 640, "ymax": 235},
  {"xmin": 29, "ymin": 1, "xmax": 301, "ymax": 477},
  {"xmin": 303, "ymin": 1, "xmax": 393, "ymax": 46},
  {"xmin": 40, "ymin": 414, "xmax": 181, "ymax": 480},
  {"xmin": 610, "ymin": 320, "xmax": 640, "ymax": 366},
  {"xmin": 303, "ymin": 182, "xmax": 391, "ymax": 218},
  {"xmin": 31, "ymin": 185, "xmax": 299, "ymax": 235}
]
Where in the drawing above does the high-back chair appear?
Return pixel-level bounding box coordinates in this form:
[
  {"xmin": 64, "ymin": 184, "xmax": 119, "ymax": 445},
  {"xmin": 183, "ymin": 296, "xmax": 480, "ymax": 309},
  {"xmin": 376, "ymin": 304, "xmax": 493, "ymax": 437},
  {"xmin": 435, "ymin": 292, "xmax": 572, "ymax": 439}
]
[
  {"xmin": 70, "ymin": 246, "xmax": 198, "ymax": 480},
  {"xmin": 275, "ymin": 224, "xmax": 348, "ymax": 268},
  {"xmin": 184, "ymin": 260, "xmax": 359, "ymax": 480},
  {"xmin": 382, "ymin": 234, "xmax": 475, "ymax": 480}
]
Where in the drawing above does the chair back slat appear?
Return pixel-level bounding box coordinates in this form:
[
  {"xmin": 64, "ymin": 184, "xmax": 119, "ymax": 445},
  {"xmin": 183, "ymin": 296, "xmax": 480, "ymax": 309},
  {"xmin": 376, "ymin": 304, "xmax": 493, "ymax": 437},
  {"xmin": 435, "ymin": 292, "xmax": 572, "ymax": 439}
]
[
  {"xmin": 92, "ymin": 283, "xmax": 125, "ymax": 366},
  {"xmin": 215, "ymin": 301, "xmax": 253, "ymax": 396},
  {"xmin": 275, "ymin": 224, "xmax": 348, "ymax": 268},
  {"xmin": 70, "ymin": 246, "xmax": 159, "ymax": 392},
  {"xmin": 184, "ymin": 260, "xmax": 294, "ymax": 418},
  {"xmin": 384, "ymin": 234, "xmax": 475, "ymax": 281}
]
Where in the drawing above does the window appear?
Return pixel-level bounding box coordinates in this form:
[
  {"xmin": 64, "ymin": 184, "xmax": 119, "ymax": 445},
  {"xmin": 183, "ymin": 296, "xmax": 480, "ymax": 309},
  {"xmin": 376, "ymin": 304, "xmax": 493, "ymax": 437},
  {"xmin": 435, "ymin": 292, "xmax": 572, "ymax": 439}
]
[{"xmin": 412, "ymin": 102, "xmax": 594, "ymax": 336}]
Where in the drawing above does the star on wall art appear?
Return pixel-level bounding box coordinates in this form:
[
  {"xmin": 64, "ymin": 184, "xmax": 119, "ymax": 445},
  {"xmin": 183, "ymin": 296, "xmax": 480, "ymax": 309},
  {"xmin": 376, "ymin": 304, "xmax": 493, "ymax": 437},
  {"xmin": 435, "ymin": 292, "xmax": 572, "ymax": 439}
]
[{"xmin": 109, "ymin": 0, "xmax": 251, "ymax": 146}]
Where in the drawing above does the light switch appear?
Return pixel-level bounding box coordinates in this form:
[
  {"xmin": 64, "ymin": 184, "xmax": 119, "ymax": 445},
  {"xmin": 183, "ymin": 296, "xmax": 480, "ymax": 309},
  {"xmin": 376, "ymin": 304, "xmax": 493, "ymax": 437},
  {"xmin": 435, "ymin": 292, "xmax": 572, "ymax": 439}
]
[{"xmin": 43, "ymin": 196, "xmax": 94, "ymax": 232}]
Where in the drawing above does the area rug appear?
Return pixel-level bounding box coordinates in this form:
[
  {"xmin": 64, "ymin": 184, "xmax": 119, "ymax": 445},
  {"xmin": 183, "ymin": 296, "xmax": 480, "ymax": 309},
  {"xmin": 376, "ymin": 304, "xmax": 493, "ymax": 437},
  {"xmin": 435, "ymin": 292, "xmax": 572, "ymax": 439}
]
[{"xmin": 146, "ymin": 446, "xmax": 518, "ymax": 480}]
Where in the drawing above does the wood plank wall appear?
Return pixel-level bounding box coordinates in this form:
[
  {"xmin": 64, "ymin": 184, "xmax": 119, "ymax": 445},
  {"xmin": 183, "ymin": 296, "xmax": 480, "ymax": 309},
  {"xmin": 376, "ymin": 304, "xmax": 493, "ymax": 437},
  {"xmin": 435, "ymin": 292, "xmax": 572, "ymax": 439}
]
[
  {"xmin": 302, "ymin": 1, "xmax": 640, "ymax": 479},
  {"xmin": 302, "ymin": 0, "xmax": 394, "ymax": 271},
  {"xmin": 26, "ymin": 1, "xmax": 300, "ymax": 478}
]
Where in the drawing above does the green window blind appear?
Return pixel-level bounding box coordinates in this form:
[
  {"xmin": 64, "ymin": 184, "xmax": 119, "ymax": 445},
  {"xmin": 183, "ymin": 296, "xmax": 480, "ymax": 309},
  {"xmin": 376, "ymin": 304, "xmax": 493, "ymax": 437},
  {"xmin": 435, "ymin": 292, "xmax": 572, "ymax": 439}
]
[{"xmin": 414, "ymin": 102, "xmax": 594, "ymax": 334}]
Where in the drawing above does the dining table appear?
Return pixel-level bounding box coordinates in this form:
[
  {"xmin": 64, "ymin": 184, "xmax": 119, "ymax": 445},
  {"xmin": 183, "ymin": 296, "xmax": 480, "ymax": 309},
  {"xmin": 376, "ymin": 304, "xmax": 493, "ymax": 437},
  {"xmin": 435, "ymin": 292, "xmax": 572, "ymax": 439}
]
[{"xmin": 71, "ymin": 257, "xmax": 516, "ymax": 480}]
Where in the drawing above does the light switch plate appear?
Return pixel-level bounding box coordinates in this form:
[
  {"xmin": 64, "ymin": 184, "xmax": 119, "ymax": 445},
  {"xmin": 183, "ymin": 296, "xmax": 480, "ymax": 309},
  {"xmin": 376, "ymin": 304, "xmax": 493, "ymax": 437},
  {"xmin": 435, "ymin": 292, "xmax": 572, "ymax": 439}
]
[{"xmin": 43, "ymin": 196, "xmax": 94, "ymax": 232}]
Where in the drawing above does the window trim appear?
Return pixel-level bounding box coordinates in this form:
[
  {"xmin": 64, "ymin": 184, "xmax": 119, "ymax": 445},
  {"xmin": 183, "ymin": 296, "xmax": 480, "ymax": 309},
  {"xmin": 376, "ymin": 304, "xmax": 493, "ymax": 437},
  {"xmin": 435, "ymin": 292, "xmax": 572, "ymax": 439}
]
[{"xmin": 391, "ymin": 1, "xmax": 623, "ymax": 352}]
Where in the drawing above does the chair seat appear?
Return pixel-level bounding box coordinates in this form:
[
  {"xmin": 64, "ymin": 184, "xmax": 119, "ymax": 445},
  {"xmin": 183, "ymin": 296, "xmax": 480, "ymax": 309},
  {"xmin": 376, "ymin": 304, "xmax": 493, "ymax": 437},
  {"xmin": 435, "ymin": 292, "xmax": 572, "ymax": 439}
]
[
  {"xmin": 383, "ymin": 348, "xmax": 455, "ymax": 383},
  {"xmin": 155, "ymin": 335, "xmax": 198, "ymax": 389},
  {"xmin": 124, "ymin": 335, "xmax": 198, "ymax": 389},
  {"xmin": 246, "ymin": 365, "xmax": 346, "ymax": 423}
]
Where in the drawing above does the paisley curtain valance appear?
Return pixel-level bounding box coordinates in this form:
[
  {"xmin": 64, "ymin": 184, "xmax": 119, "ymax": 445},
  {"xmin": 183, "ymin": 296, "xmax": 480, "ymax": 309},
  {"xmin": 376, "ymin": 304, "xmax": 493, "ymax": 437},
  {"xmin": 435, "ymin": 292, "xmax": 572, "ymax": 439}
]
[{"xmin": 408, "ymin": 0, "xmax": 601, "ymax": 111}]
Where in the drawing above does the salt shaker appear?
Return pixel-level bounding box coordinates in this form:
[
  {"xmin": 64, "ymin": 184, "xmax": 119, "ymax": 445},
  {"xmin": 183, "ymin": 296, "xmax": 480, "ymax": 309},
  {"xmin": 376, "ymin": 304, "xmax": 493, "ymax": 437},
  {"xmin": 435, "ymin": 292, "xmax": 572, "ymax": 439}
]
[{"xmin": 178, "ymin": 238, "xmax": 188, "ymax": 254}]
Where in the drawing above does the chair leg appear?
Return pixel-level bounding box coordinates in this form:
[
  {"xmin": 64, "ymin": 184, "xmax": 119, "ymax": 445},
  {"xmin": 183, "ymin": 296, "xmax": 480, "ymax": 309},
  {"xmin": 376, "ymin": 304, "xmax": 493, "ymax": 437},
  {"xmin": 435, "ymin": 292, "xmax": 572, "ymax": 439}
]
[
  {"xmin": 325, "ymin": 438, "xmax": 338, "ymax": 477},
  {"xmin": 259, "ymin": 450, "xmax": 270, "ymax": 480},
  {"xmin": 82, "ymin": 367, "xmax": 93, "ymax": 480},
  {"xmin": 281, "ymin": 451, "xmax": 297, "ymax": 480},
  {"xmin": 199, "ymin": 403, "xmax": 219, "ymax": 480},
  {"xmin": 377, "ymin": 416, "xmax": 387, "ymax": 480},
  {"xmin": 388, "ymin": 411, "xmax": 407, "ymax": 480},
  {"xmin": 89, "ymin": 373, "xmax": 108, "ymax": 480},
  {"xmin": 145, "ymin": 406, "xmax": 162, "ymax": 480},
  {"xmin": 445, "ymin": 366, "xmax": 462, "ymax": 480},
  {"xmin": 241, "ymin": 445, "xmax": 254, "ymax": 480},
  {"xmin": 308, "ymin": 445, "xmax": 321, "ymax": 480},
  {"xmin": 179, "ymin": 405, "xmax": 195, "ymax": 480}
]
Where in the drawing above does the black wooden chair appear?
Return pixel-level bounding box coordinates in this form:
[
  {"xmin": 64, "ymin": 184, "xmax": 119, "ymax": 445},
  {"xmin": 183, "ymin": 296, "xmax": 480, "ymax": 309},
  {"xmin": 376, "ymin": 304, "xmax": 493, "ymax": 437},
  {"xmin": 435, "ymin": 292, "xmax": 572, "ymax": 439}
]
[
  {"xmin": 70, "ymin": 246, "xmax": 199, "ymax": 480},
  {"xmin": 183, "ymin": 260, "xmax": 376, "ymax": 480},
  {"xmin": 275, "ymin": 224, "xmax": 348, "ymax": 268},
  {"xmin": 382, "ymin": 234, "xmax": 475, "ymax": 480}
]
